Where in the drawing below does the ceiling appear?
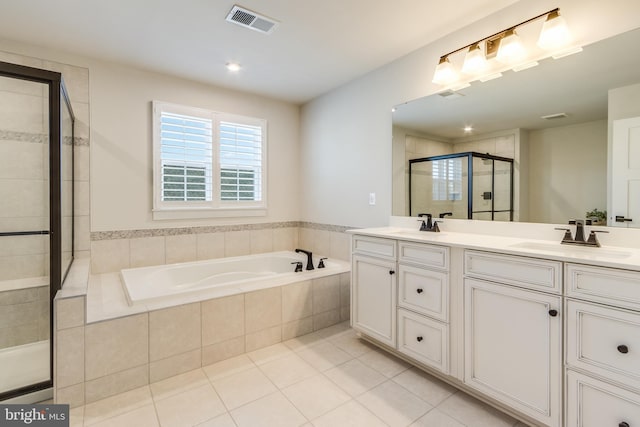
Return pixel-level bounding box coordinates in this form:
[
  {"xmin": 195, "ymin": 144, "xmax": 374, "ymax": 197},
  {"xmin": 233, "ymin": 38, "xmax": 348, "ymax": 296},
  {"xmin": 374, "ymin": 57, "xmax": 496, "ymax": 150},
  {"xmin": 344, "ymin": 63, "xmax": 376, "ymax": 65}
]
[
  {"xmin": 0, "ymin": 0, "xmax": 518, "ymax": 104},
  {"xmin": 392, "ymin": 27, "xmax": 640, "ymax": 139}
]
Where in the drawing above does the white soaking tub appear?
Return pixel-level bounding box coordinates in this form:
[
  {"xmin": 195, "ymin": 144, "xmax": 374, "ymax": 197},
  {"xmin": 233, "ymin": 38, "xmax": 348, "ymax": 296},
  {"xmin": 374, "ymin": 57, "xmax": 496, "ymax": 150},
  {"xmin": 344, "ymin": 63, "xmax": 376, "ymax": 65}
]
[{"xmin": 120, "ymin": 251, "xmax": 350, "ymax": 307}]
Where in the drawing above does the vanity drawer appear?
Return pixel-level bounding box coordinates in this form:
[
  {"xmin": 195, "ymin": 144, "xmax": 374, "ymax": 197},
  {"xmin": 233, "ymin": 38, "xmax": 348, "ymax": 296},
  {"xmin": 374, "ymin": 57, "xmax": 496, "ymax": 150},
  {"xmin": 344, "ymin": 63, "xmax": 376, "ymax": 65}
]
[
  {"xmin": 352, "ymin": 235, "xmax": 396, "ymax": 260},
  {"xmin": 464, "ymin": 250, "xmax": 562, "ymax": 293},
  {"xmin": 567, "ymin": 300, "xmax": 640, "ymax": 390},
  {"xmin": 566, "ymin": 263, "xmax": 640, "ymax": 312},
  {"xmin": 398, "ymin": 264, "xmax": 448, "ymax": 322},
  {"xmin": 398, "ymin": 241, "xmax": 449, "ymax": 270},
  {"xmin": 566, "ymin": 369, "xmax": 640, "ymax": 427},
  {"xmin": 397, "ymin": 308, "xmax": 448, "ymax": 374}
]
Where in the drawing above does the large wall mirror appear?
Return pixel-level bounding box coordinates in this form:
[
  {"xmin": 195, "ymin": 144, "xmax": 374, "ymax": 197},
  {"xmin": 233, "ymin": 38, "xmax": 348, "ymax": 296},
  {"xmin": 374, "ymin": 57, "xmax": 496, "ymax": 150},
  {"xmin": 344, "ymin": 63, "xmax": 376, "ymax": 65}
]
[{"xmin": 392, "ymin": 27, "xmax": 640, "ymax": 227}]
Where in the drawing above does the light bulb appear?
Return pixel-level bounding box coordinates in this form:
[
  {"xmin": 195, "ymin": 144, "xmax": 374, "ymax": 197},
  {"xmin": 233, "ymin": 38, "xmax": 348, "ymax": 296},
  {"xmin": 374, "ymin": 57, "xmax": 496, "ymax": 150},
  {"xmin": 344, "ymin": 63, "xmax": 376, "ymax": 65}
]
[
  {"xmin": 496, "ymin": 29, "xmax": 526, "ymax": 64},
  {"xmin": 226, "ymin": 62, "xmax": 242, "ymax": 72},
  {"xmin": 461, "ymin": 44, "xmax": 488, "ymax": 75},
  {"xmin": 538, "ymin": 10, "xmax": 571, "ymax": 50},
  {"xmin": 432, "ymin": 56, "xmax": 458, "ymax": 86}
]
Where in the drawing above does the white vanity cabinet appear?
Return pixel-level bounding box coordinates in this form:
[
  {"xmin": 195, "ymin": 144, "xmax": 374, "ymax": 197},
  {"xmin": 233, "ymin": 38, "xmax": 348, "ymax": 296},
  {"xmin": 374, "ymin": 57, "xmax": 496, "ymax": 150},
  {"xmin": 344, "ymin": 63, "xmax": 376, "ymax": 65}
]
[
  {"xmin": 351, "ymin": 236, "xmax": 397, "ymax": 347},
  {"xmin": 464, "ymin": 251, "xmax": 563, "ymax": 427},
  {"xmin": 396, "ymin": 241, "xmax": 450, "ymax": 373},
  {"xmin": 565, "ymin": 263, "xmax": 640, "ymax": 427}
]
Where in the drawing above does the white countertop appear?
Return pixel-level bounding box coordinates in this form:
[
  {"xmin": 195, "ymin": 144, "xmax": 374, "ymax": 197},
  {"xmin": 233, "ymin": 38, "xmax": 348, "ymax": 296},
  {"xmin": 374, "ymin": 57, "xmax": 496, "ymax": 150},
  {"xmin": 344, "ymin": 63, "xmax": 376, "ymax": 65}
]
[{"xmin": 348, "ymin": 226, "xmax": 640, "ymax": 272}]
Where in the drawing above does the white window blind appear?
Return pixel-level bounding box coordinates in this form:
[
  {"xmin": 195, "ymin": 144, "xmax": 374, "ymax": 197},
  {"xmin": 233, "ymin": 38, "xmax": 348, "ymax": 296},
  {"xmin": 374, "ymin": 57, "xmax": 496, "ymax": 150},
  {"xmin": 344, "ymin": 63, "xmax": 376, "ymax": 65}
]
[
  {"xmin": 160, "ymin": 112, "xmax": 213, "ymax": 202},
  {"xmin": 219, "ymin": 121, "xmax": 263, "ymax": 202},
  {"xmin": 153, "ymin": 101, "xmax": 267, "ymax": 219},
  {"xmin": 432, "ymin": 158, "xmax": 462, "ymax": 201}
]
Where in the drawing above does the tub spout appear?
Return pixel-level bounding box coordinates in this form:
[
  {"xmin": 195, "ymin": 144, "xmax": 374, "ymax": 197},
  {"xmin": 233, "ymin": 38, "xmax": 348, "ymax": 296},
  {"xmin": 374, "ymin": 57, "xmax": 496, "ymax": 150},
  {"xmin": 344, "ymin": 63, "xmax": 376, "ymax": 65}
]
[{"xmin": 295, "ymin": 249, "xmax": 314, "ymax": 270}]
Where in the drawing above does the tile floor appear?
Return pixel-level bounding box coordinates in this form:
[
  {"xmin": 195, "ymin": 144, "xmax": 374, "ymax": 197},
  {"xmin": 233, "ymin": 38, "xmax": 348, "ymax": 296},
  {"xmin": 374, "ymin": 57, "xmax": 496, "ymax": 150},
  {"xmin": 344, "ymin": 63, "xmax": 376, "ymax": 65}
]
[{"xmin": 66, "ymin": 322, "xmax": 530, "ymax": 427}]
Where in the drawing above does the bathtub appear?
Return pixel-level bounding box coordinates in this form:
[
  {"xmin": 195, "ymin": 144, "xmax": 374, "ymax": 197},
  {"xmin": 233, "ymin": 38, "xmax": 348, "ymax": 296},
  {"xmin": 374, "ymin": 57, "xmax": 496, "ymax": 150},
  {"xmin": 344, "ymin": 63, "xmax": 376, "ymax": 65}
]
[{"xmin": 120, "ymin": 251, "xmax": 350, "ymax": 307}]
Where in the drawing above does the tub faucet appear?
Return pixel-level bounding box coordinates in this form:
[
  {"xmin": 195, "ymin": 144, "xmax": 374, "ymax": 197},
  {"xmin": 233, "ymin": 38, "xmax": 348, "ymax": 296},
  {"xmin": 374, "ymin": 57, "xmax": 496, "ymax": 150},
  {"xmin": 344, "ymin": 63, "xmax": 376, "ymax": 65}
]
[{"xmin": 295, "ymin": 249, "xmax": 314, "ymax": 270}]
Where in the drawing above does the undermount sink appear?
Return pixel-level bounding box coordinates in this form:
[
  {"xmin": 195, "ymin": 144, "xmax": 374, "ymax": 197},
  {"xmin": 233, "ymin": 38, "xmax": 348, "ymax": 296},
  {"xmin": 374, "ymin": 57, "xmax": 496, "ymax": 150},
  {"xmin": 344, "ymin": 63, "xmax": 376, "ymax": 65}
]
[
  {"xmin": 509, "ymin": 241, "xmax": 632, "ymax": 259},
  {"xmin": 389, "ymin": 229, "xmax": 446, "ymax": 237}
]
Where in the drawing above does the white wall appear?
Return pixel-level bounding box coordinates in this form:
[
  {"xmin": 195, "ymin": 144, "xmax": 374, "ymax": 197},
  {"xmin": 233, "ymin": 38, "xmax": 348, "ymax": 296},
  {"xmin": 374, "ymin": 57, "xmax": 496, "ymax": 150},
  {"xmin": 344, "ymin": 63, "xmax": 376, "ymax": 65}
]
[
  {"xmin": 89, "ymin": 62, "xmax": 300, "ymax": 231},
  {"xmin": 0, "ymin": 40, "xmax": 301, "ymax": 233},
  {"xmin": 528, "ymin": 120, "xmax": 607, "ymax": 224},
  {"xmin": 300, "ymin": 0, "xmax": 640, "ymax": 228}
]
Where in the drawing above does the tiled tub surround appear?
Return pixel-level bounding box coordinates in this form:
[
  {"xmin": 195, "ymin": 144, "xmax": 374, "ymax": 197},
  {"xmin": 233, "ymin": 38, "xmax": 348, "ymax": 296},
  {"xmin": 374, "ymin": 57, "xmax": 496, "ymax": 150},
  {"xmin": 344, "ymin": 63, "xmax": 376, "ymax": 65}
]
[
  {"xmin": 55, "ymin": 265, "xmax": 351, "ymax": 407},
  {"xmin": 90, "ymin": 222, "xmax": 354, "ymax": 274}
]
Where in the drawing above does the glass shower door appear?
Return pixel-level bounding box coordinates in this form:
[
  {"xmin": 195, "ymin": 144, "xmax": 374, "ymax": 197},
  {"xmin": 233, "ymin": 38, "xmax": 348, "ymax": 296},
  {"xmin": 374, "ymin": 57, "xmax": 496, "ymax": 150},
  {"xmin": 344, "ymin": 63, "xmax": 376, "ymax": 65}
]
[{"xmin": 0, "ymin": 75, "xmax": 51, "ymax": 396}]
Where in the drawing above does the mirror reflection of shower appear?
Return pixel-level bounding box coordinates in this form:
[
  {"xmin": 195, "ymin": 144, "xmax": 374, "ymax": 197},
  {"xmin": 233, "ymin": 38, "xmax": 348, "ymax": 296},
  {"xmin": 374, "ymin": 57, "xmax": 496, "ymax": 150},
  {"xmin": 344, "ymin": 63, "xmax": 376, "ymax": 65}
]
[
  {"xmin": 0, "ymin": 62, "xmax": 74, "ymax": 402},
  {"xmin": 409, "ymin": 152, "xmax": 514, "ymax": 221}
]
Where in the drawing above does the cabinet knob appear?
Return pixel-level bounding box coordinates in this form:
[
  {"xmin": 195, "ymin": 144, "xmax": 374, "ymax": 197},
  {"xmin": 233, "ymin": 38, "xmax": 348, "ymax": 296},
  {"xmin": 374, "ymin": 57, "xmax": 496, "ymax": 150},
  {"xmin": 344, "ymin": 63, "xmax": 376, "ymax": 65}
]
[
  {"xmin": 416, "ymin": 336, "xmax": 423, "ymax": 342},
  {"xmin": 389, "ymin": 270, "xmax": 395, "ymax": 275},
  {"xmin": 617, "ymin": 345, "xmax": 629, "ymax": 354},
  {"xmin": 619, "ymin": 422, "xmax": 630, "ymax": 427},
  {"xmin": 416, "ymin": 288, "xmax": 424, "ymax": 294},
  {"xmin": 548, "ymin": 309, "xmax": 558, "ymax": 317}
]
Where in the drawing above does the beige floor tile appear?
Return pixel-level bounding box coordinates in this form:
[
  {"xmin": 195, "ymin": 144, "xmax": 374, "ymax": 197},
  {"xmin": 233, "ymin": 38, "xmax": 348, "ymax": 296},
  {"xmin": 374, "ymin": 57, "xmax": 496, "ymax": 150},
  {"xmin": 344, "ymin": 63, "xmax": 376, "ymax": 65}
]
[
  {"xmin": 247, "ymin": 343, "xmax": 294, "ymax": 365},
  {"xmin": 282, "ymin": 374, "xmax": 351, "ymax": 419},
  {"xmin": 323, "ymin": 359, "xmax": 387, "ymax": 397},
  {"xmin": 90, "ymin": 404, "xmax": 159, "ymax": 427},
  {"xmin": 392, "ymin": 368, "xmax": 457, "ymax": 406},
  {"xmin": 154, "ymin": 384, "xmax": 226, "ymax": 427},
  {"xmin": 230, "ymin": 391, "xmax": 307, "ymax": 427},
  {"xmin": 283, "ymin": 330, "xmax": 326, "ymax": 352},
  {"xmin": 195, "ymin": 412, "xmax": 237, "ymax": 427},
  {"xmin": 203, "ymin": 354, "xmax": 256, "ymax": 381},
  {"xmin": 315, "ymin": 321, "xmax": 351, "ymax": 339},
  {"xmin": 258, "ymin": 353, "xmax": 318, "ymax": 388},
  {"xmin": 358, "ymin": 349, "xmax": 410, "ymax": 378},
  {"xmin": 328, "ymin": 329, "xmax": 375, "ymax": 357},
  {"xmin": 211, "ymin": 367, "xmax": 277, "ymax": 409},
  {"xmin": 311, "ymin": 400, "xmax": 387, "ymax": 427},
  {"xmin": 84, "ymin": 386, "xmax": 152, "ymax": 426},
  {"xmin": 357, "ymin": 380, "xmax": 432, "ymax": 427},
  {"xmin": 297, "ymin": 340, "xmax": 352, "ymax": 371},
  {"xmin": 409, "ymin": 408, "xmax": 466, "ymax": 427},
  {"xmin": 437, "ymin": 392, "xmax": 518, "ymax": 427},
  {"xmin": 69, "ymin": 406, "xmax": 84, "ymax": 427},
  {"xmin": 150, "ymin": 368, "xmax": 209, "ymax": 401}
]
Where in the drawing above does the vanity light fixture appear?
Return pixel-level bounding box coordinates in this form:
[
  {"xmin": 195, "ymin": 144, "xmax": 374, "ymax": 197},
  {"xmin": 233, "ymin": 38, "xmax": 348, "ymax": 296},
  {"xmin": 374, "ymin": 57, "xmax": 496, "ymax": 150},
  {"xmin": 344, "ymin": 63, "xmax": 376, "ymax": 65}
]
[
  {"xmin": 432, "ymin": 8, "xmax": 579, "ymax": 87},
  {"xmin": 461, "ymin": 43, "xmax": 489, "ymax": 75},
  {"xmin": 496, "ymin": 29, "xmax": 526, "ymax": 64},
  {"xmin": 537, "ymin": 10, "xmax": 571, "ymax": 50},
  {"xmin": 432, "ymin": 56, "xmax": 458, "ymax": 85}
]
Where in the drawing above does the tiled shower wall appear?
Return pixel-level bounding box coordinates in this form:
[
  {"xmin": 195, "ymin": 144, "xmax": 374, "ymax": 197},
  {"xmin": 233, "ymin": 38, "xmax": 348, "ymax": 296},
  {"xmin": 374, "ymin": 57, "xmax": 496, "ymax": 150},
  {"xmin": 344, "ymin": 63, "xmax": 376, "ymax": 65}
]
[
  {"xmin": 0, "ymin": 50, "xmax": 90, "ymax": 349},
  {"xmin": 0, "ymin": 285, "xmax": 49, "ymax": 349},
  {"xmin": 0, "ymin": 73, "xmax": 49, "ymax": 281}
]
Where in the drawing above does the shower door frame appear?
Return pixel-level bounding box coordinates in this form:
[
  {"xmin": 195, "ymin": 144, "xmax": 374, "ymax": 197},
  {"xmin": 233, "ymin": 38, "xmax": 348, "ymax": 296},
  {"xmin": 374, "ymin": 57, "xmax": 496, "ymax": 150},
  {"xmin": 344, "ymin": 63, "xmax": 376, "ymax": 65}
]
[
  {"xmin": 0, "ymin": 61, "xmax": 75, "ymax": 401},
  {"xmin": 409, "ymin": 151, "xmax": 514, "ymax": 220}
]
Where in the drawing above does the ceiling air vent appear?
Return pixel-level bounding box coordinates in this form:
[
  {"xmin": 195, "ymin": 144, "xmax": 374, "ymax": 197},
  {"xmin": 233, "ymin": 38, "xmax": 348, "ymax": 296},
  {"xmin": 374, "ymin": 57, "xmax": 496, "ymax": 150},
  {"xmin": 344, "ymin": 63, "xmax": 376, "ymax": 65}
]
[
  {"xmin": 541, "ymin": 112, "xmax": 568, "ymax": 120},
  {"xmin": 438, "ymin": 90, "xmax": 465, "ymax": 100},
  {"xmin": 226, "ymin": 5, "xmax": 278, "ymax": 34}
]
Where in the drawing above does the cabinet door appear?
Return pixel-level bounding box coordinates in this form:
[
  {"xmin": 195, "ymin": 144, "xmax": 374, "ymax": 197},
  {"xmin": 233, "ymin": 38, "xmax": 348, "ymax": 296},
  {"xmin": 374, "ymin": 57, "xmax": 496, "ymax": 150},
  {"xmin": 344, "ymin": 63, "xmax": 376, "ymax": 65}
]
[
  {"xmin": 351, "ymin": 254, "xmax": 397, "ymax": 346},
  {"xmin": 464, "ymin": 278, "xmax": 562, "ymax": 427}
]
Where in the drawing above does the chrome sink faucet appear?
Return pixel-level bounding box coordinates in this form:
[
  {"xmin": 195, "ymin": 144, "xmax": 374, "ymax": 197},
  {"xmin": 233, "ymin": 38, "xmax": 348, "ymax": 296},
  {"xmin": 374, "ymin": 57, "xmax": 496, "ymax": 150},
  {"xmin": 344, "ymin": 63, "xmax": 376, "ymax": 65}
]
[
  {"xmin": 294, "ymin": 249, "xmax": 314, "ymax": 270},
  {"xmin": 555, "ymin": 219, "xmax": 608, "ymax": 247}
]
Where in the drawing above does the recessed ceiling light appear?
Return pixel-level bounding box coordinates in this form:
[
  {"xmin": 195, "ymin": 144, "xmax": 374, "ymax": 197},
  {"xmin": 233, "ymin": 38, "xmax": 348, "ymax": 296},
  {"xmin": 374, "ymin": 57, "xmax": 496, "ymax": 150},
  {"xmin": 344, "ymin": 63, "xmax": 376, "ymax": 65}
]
[
  {"xmin": 464, "ymin": 126, "xmax": 473, "ymax": 133},
  {"xmin": 226, "ymin": 62, "xmax": 242, "ymax": 72}
]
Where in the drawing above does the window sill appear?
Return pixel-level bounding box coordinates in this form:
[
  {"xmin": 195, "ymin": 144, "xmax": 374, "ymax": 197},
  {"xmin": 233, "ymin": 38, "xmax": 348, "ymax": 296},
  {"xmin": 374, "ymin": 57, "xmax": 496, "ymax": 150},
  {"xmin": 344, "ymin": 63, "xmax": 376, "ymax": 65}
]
[{"xmin": 153, "ymin": 207, "xmax": 267, "ymax": 220}]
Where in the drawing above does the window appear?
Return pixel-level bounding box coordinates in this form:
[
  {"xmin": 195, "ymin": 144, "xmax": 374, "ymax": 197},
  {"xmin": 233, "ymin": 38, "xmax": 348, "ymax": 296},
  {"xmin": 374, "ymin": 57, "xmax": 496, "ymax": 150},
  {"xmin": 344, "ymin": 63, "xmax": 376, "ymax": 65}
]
[
  {"xmin": 432, "ymin": 158, "xmax": 462, "ymax": 201},
  {"xmin": 153, "ymin": 101, "xmax": 267, "ymax": 219}
]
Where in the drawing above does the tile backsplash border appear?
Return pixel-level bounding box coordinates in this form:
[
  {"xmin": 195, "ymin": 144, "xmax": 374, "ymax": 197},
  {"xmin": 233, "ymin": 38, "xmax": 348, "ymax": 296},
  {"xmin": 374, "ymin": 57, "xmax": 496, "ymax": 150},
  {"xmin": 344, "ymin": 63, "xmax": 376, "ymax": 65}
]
[{"xmin": 90, "ymin": 221, "xmax": 356, "ymax": 241}]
